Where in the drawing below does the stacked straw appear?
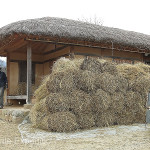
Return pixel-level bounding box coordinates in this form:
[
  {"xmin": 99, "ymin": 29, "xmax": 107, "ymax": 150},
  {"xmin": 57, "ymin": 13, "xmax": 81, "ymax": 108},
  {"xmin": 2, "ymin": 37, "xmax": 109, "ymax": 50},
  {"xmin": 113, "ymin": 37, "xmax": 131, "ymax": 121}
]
[
  {"xmin": 10, "ymin": 82, "xmax": 37, "ymax": 96},
  {"xmin": 30, "ymin": 57, "xmax": 150, "ymax": 132}
]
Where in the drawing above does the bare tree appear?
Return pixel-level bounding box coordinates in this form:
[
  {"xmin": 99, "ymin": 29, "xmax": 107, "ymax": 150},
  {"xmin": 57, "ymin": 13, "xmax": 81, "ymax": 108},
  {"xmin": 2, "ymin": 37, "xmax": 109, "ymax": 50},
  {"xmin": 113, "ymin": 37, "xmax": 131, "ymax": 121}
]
[{"xmin": 78, "ymin": 15, "xmax": 103, "ymax": 25}]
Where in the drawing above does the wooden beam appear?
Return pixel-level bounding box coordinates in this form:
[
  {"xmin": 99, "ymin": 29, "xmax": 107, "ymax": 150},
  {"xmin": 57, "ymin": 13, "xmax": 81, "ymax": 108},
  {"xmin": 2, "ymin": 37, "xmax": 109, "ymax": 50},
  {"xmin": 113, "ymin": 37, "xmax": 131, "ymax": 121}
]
[
  {"xmin": 44, "ymin": 53, "xmax": 69, "ymax": 63},
  {"xmin": 74, "ymin": 52, "xmax": 141, "ymax": 61},
  {"xmin": 7, "ymin": 39, "xmax": 27, "ymax": 52},
  {"xmin": 27, "ymin": 43, "xmax": 32, "ymax": 104},
  {"xmin": 0, "ymin": 38, "xmax": 23, "ymax": 51},
  {"xmin": 44, "ymin": 45, "xmax": 68, "ymax": 55},
  {"xmin": 25, "ymin": 38, "xmax": 150, "ymax": 54},
  {"xmin": 7, "ymin": 95, "xmax": 27, "ymax": 100},
  {"xmin": 10, "ymin": 59, "xmax": 43, "ymax": 64}
]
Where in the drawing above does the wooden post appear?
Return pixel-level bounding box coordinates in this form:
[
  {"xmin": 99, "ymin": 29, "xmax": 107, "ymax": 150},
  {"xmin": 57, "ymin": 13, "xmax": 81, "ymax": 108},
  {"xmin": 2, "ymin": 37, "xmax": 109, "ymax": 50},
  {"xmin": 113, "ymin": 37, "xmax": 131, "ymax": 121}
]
[
  {"xmin": 6, "ymin": 52, "xmax": 10, "ymax": 105},
  {"xmin": 27, "ymin": 43, "xmax": 32, "ymax": 104},
  {"xmin": 69, "ymin": 46, "xmax": 75, "ymax": 59}
]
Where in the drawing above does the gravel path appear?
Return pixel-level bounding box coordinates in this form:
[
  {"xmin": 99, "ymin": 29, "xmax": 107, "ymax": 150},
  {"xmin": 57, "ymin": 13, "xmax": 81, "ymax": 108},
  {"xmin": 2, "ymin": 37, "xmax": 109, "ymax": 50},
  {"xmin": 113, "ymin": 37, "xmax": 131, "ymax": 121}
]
[{"xmin": 1, "ymin": 120, "xmax": 150, "ymax": 150}]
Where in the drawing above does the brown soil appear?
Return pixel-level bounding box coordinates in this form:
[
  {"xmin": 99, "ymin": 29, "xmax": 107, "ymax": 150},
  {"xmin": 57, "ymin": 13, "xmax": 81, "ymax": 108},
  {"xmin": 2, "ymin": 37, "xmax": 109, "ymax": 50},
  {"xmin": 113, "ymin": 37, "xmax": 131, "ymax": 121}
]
[{"xmin": 1, "ymin": 120, "xmax": 150, "ymax": 150}]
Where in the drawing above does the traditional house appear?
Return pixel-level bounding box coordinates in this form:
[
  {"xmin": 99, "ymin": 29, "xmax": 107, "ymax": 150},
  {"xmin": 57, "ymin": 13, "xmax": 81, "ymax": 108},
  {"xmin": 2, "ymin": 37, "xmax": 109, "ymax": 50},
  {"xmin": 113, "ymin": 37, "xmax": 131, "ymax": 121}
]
[{"xmin": 0, "ymin": 17, "xmax": 150, "ymax": 105}]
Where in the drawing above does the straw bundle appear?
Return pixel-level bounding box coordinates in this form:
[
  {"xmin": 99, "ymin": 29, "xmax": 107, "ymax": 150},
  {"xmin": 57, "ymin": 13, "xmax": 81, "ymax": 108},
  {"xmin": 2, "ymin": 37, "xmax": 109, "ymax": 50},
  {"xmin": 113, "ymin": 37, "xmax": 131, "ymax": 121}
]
[
  {"xmin": 52, "ymin": 57, "xmax": 83, "ymax": 73},
  {"xmin": 92, "ymin": 89, "xmax": 111, "ymax": 113},
  {"xmin": 116, "ymin": 63, "xmax": 147, "ymax": 81},
  {"xmin": 30, "ymin": 98, "xmax": 50, "ymax": 130},
  {"xmin": 111, "ymin": 92, "xmax": 125, "ymax": 113},
  {"xmin": 30, "ymin": 57, "xmax": 150, "ymax": 132},
  {"xmin": 76, "ymin": 113, "xmax": 95, "ymax": 129},
  {"xmin": 68, "ymin": 90, "xmax": 93, "ymax": 115},
  {"xmin": 115, "ymin": 74, "xmax": 129, "ymax": 93},
  {"xmin": 125, "ymin": 91, "xmax": 145, "ymax": 112},
  {"xmin": 80, "ymin": 57, "xmax": 103, "ymax": 74},
  {"xmin": 117, "ymin": 111, "xmax": 133, "ymax": 125},
  {"xmin": 81, "ymin": 57, "xmax": 118, "ymax": 75},
  {"xmin": 75, "ymin": 70, "xmax": 96, "ymax": 93},
  {"xmin": 135, "ymin": 63, "xmax": 150, "ymax": 74},
  {"xmin": 46, "ymin": 70, "xmax": 77, "ymax": 93},
  {"xmin": 10, "ymin": 82, "xmax": 37, "ymax": 96},
  {"xmin": 48, "ymin": 112, "xmax": 78, "ymax": 132},
  {"xmin": 96, "ymin": 72, "xmax": 118, "ymax": 94},
  {"xmin": 101, "ymin": 61, "xmax": 118, "ymax": 75},
  {"xmin": 34, "ymin": 76, "xmax": 50, "ymax": 102},
  {"xmin": 45, "ymin": 93, "xmax": 70, "ymax": 113},
  {"xmin": 10, "ymin": 82, "xmax": 26, "ymax": 95},
  {"xmin": 129, "ymin": 77, "xmax": 150, "ymax": 94},
  {"xmin": 95, "ymin": 111, "xmax": 116, "ymax": 127}
]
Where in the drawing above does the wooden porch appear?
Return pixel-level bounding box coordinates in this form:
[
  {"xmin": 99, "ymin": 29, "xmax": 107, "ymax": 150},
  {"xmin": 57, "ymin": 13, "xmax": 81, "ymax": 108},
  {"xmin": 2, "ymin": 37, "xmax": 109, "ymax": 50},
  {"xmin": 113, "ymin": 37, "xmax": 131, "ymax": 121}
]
[{"xmin": 0, "ymin": 34, "xmax": 150, "ymax": 105}]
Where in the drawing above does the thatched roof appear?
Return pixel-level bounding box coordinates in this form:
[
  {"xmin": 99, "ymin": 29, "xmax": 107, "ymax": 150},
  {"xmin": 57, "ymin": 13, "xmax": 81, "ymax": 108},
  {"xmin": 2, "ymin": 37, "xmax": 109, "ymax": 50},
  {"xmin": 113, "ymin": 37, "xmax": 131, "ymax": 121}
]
[{"xmin": 0, "ymin": 17, "xmax": 150, "ymax": 49}]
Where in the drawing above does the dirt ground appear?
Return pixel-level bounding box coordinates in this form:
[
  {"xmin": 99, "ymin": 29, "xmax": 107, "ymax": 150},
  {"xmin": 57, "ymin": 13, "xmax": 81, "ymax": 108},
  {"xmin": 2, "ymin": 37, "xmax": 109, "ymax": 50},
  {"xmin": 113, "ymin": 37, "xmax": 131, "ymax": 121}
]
[{"xmin": 1, "ymin": 119, "xmax": 150, "ymax": 150}]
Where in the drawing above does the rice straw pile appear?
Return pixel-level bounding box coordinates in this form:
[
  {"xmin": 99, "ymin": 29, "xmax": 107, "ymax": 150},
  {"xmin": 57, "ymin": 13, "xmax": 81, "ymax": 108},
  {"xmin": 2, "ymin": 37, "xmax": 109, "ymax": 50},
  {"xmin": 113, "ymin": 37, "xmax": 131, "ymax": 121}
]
[
  {"xmin": 30, "ymin": 57, "xmax": 150, "ymax": 132},
  {"xmin": 10, "ymin": 82, "xmax": 37, "ymax": 96}
]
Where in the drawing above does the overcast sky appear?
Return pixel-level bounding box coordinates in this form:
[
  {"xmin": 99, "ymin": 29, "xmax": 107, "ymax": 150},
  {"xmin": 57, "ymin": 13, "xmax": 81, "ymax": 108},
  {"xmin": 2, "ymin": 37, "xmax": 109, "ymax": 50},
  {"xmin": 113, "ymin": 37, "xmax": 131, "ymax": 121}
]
[{"xmin": 0, "ymin": 0, "xmax": 150, "ymax": 61}]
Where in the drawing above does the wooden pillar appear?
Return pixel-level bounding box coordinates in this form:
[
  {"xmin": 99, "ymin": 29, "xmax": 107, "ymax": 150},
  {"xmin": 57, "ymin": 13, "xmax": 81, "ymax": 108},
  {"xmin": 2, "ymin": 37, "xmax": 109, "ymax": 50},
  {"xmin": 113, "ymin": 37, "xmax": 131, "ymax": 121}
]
[
  {"xmin": 7, "ymin": 53, "xmax": 10, "ymax": 95},
  {"xmin": 6, "ymin": 53, "xmax": 10, "ymax": 105},
  {"xmin": 69, "ymin": 46, "xmax": 75, "ymax": 59},
  {"xmin": 27, "ymin": 43, "xmax": 32, "ymax": 104}
]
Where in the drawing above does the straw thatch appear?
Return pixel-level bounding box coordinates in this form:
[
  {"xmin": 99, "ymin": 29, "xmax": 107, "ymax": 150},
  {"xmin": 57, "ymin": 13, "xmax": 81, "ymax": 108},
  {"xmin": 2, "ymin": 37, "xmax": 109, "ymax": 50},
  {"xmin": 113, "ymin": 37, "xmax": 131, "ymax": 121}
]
[
  {"xmin": 1, "ymin": 17, "xmax": 150, "ymax": 50},
  {"xmin": 30, "ymin": 57, "xmax": 149, "ymax": 132}
]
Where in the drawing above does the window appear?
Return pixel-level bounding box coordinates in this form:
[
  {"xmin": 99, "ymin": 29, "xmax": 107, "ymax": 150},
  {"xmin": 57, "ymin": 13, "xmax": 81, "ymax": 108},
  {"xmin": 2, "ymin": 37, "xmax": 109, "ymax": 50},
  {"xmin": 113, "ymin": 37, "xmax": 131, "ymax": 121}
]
[{"xmin": 19, "ymin": 61, "xmax": 35, "ymax": 84}]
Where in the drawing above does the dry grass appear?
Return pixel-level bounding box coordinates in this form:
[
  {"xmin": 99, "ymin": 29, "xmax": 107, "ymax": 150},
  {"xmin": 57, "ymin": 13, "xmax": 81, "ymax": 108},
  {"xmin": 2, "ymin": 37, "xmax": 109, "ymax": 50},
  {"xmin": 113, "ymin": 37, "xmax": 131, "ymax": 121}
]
[
  {"xmin": 34, "ymin": 76, "xmax": 50, "ymax": 102},
  {"xmin": 29, "ymin": 98, "xmax": 50, "ymax": 130},
  {"xmin": 46, "ymin": 71, "xmax": 78, "ymax": 93},
  {"xmin": 75, "ymin": 70, "xmax": 96, "ymax": 93},
  {"xmin": 30, "ymin": 57, "xmax": 150, "ymax": 132},
  {"xmin": 68, "ymin": 90, "xmax": 93, "ymax": 115},
  {"xmin": 92, "ymin": 89, "xmax": 111, "ymax": 113},
  {"xmin": 48, "ymin": 112, "xmax": 78, "ymax": 132},
  {"xmin": 95, "ymin": 110, "xmax": 116, "ymax": 127},
  {"xmin": 135, "ymin": 62, "xmax": 150, "ymax": 73},
  {"xmin": 96, "ymin": 72, "xmax": 118, "ymax": 94},
  {"xmin": 76, "ymin": 113, "xmax": 95, "ymax": 129},
  {"xmin": 52, "ymin": 57, "xmax": 83, "ymax": 73},
  {"xmin": 129, "ymin": 77, "xmax": 150, "ymax": 94},
  {"xmin": 10, "ymin": 82, "xmax": 37, "ymax": 96},
  {"xmin": 80, "ymin": 57, "xmax": 103, "ymax": 74},
  {"xmin": 116, "ymin": 63, "xmax": 147, "ymax": 81},
  {"xmin": 45, "ymin": 93, "xmax": 70, "ymax": 113}
]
